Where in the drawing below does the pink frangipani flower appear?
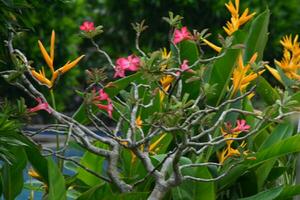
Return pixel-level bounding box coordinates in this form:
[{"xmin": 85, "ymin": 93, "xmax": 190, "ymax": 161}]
[
  {"xmin": 173, "ymin": 26, "xmax": 193, "ymax": 45},
  {"xmin": 114, "ymin": 65, "xmax": 126, "ymax": 78},
  {"xmin": 114, "ymin": 55, "xmax": 140, "ymax": 78},
  {"xmin": 94, "ymin": 89, "xmax": 109, "ymax": 101},
  {"xmin": 96, "ymin": 99, "xmax": 113, "ymax": 118},
  {"xmin": 180, "ymin": 60, "xmax": 193, "ymax": 72},
  {"xmin": 232, "ymin": 119, "xmax": 250, "ymax": 132},
  {"xmin": 176, "ymin": 60, "xmax": 193, "ymax": 76},
  {"xmin": 80, "ymin": 21, "xmax": 95, "ymax": 32},
  {"xmin": 28, "ymin": 98, "xmax": 52, "ymax": 114}
]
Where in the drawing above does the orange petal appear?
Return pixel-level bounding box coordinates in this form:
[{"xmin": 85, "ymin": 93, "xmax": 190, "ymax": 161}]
[
  {"xmin": 50, "ymin": 30, "xmax": 55, "ymax": 65},
  {"xmin": 202, "ymin": 38, "xmax": 222, "ymax": 53},
  {"xmin": 149, "ymin": 133, "xmax": 167, "ymax": 152},
  {"xmin": 265, "ymin": 64, "xmax": 283, "ymax": 84},
  {"xmin": 57, "ymin": 55, "xmax": 85, "ymax": 74},
  {"xmin": 31, "ymin": 69, "xmax": 52, "ymax": 88},
  {"xmin": 38, "ymin": 40, "xmax": 53, "ymax": 72}
]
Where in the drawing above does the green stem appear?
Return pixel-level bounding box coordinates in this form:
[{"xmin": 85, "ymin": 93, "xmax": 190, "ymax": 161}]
[{"xmin": 50, "ymin": 89, "xmax": 62, "ymax": 170}]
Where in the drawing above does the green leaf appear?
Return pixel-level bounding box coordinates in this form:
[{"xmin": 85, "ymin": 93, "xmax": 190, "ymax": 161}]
[
  {"xmin": 244, "ymin": 9, "xmax": 270, "ymax": 61},
  {"xmin": 77, "ymin": 142, "xmax": 107, "ymax": 186},
  {"xmin": 291, "ymin": 91, "xmax": 300, "ymax": 106},
  {"xmin": 1, "ymin": 147, "xmax": 27, "ymax": 200},
  {"xmin": 179, "ymin": 40, "xmax": 199, "ymax": 64},
  {"xmin": 76, "ymin": 183, "xmax": 105, "ymax": 200},
  {"xmin": 219, "ymin": 134, "xmax": 300, "ymax": 190},
  {"xmin": 276, "ymin": 185, "xmax": 300, "ymax": 200},
  {"xmin": 250, "ymin": 134, "xmax": 300, "ymax": 167},
  {"xmin": 77, "ymin": 183, "xmax": 149, "ymax": 200},
  {"xmin": 172, "ymin": 166, "xmax": 215, "ymax": 200},
  {"xmin": 23, "ymin": 136, "xmax": 49, "ymax": 183},
  {"xmin": 255, "ymin": 77, "xmax": 280, "ymax": 105},
  {"xmin": 207, "ymin": 31, "xmax": 246, "ymax": 106},
  {"xmin": 238, "ymin": 186, "xmax": 283, "ymax": 200},
  {"xmin": 259, "ymin": 122, "xmax": 294, "ymax": 151},
  {"xmin": 229, "ymin": 185, "xmax": 300, "ymax": 200},
  {"xmin": 47, "ymin": 157, "xmax": 67, "ymax": 200}
]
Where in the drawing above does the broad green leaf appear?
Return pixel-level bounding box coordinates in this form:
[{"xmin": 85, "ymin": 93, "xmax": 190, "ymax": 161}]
[
  {"xmin": 276, "ymin": 185, "xmax": 300, "ymax": 200},
  {"xmin": 291, "ymin": 91, "xmax": 300, "ymax": 106},
  {"xmin": 219, "ymin": 134, "xmax": 300, "ymax": 190},
  {"xmin": 47, "ymin": 157, "xmax": 67, "ymax": 200},
  {"xmin": 250, "ymin": 134, "xmax": 300, "ymax": 167},
  {"xmin": 239, "ymin": 186, "xmax": 282, "ymax": 200},
  {"xmin": 1, "ymin": 147, "xmax": 27, "ymax": 200},
  {"xmin": 77, "ymin": 183, "xmax": 149, "ymax": 200},
  {"xmin": 259, "ymin": 122, "xmax": 294, "ymax": 151},
  {"xmin": 77, "ymin": 143, "xmax": 107, "ymax": 187},
  {"xmin": 206, "ymin": 31, "xmax": 246, "ymax": 106},
  {"xmin": 255, "ymin": 77, "xmax": 280, "ymax": 105},
  {"xmin": 244, "ymin": 9, "xmax": 270, "ymax": 61},
  {"xmin": 179, "ymin": 40, "xmax": 199, "ymax": 64},
  {"xmin": 22, "ymin": 135, "xmax": 49, "ymax": 183},
  {"xmin": 172, "ymin": 166, "xmax": 215, "ymax": 200},
  {"xmin": 255, "ymin": 159, "xmax": 276, "ymax": 191},
  {"xmin": 76, "ymin": 183, "xmax": 105, "ymax": 200}
]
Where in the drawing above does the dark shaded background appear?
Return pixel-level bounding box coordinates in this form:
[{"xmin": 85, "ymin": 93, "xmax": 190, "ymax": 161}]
[{"xmin": 1, "ymin": 0, "xmax": 300, "ymax": 111}]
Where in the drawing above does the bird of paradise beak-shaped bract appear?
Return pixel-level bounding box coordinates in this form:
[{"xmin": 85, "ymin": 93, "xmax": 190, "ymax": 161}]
[{"xmin": 30, "ymin": 30, "xmax": 85, "ymax": 88}]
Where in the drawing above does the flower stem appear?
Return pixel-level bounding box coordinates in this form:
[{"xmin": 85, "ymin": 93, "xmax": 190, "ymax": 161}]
[{"xmin": 50, "ymin": 89, "xmax": 62, "ymax": 169}]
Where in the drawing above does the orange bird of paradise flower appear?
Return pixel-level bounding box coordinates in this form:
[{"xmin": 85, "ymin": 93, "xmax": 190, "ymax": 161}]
[{"xmin": 30, "ymin": 30, "xmax": 85, "ymax": 88}]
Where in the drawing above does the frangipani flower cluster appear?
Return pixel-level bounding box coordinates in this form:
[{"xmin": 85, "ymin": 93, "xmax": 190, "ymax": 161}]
[
  {"xmin": 173, "ymin": 26, "xmax": 193, "ymax": 44},
  {"xmin": 92, "ymin": 88, "xmax": 113, "ymax": 118},
  {"xmin": 114, "ymin": 55, "xmax": 141, "ymax": 78}
]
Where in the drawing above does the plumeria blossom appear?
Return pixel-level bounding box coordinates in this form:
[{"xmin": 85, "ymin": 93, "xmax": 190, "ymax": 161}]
[
  {"xmin": 28, "ymin": 98, "xmax": 51, "ymax": 114},
  {"xmin": 114, "ymin": 55, "xmax": 141, "ymax": 78},
  {"xmin": 173, "ymin": 26, "xmax": 193, "ymax": 44},
  {"xmin": 30, "ymin": 30, "xmax": 85, "ymax": 88},
  {"xmin": 218, "ymin": 119, "xmax": 251, "ymax": 164},
  {"xmin": 96, "ymin": 99, "xmax": 113, "ymax": 118},
  {"xmin": 180, "ymin": 59, "xmax": 193, "ymax": 73},
  {"xmin": 266, "ymin": 35, "xmax": 300, "ymax": 83},
  {"xmin": 223, "ymin": 0, "xmax": 256, "ymax": 35},
  {"xmin": 94, "ymin": 89, "xmax": 109, "ymax": 101},
  {"xmin": 232, "ymin": 119, "xmax": 250, "ymax": 132},
  {"xmin": 80, "ymin": 21, "xmax": 95, "ymax": 32},
  {"xmin": 232, "ymin": 53, "xmax": 265, "ymax": 96},
  {"xmin": 93, "ymin": 88, "xmax": 113, "ymax": 118}
]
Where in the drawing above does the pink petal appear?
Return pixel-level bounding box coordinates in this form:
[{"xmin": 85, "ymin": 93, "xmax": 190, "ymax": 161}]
[
  {"xmin": 116, "ymin": 58, "xmax": 130, "ymax": 69},
  {"xmin": 98, "ymin": 89, "xmax": 109, "ymax": 101},
  {"xmin": 80, "ymin": 21, "xmax": 95, "ymax": 31},
  {"xmin": 28, "ymin": 99, "xmax": 51, "ymax": 114},
  {"xmin": 114, "ymin": 66, "xmax": 125, "ymax": 78}
]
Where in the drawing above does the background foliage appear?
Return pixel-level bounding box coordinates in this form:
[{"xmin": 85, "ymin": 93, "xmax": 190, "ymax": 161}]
[{"xmin": 1, "ymin": 0, "xmax": 300, "ymax": 112}]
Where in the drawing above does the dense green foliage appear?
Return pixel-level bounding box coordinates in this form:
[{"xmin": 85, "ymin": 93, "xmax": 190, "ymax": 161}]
[
  {"xmin": 1, "ymin": 1, "xmax": 300, "ymax": 199},
  {"xmin": 1, "ymin": 0, "xmax": 300, "ymax": 112}
]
